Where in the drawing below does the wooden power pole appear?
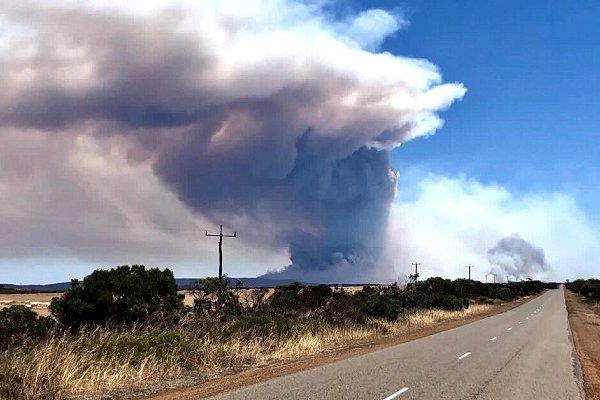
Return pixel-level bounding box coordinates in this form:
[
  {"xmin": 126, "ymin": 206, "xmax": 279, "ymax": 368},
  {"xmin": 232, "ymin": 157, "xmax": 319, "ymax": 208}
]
[
  {"xmin": 205, "ymin": 224, "xmax": 236, "ymax": 281},
  {"xmin": 466, "ymin": 264, "xmax": 474, "ymax": 280}
]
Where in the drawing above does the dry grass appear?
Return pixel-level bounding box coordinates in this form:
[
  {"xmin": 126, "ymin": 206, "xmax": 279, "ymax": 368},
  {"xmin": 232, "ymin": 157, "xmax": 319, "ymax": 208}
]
[{"xmin": 0, "ymin": 303, "xmax": 493, "ymax": 399}]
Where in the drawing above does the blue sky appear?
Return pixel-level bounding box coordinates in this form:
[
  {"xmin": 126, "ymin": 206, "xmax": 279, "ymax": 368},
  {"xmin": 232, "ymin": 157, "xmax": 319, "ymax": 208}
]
[{"xmin": 354, "ymin": 0, "xmax": 600, "ymax": 217}]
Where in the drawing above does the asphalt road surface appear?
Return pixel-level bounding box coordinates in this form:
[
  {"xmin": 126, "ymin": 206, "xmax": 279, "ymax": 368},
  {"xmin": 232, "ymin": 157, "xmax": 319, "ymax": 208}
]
[{"xmin": 209, "ymin": 288, "xmax": 583, "ymax": 400}]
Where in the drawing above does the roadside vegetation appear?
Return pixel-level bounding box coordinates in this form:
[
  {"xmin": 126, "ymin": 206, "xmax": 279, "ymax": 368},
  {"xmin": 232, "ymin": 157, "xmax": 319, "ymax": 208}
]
[
  {"xmin": 566, "ymin": 278, "xmax": 600, "ymax": 299},
  {"xmin": 0, "ymin": 265, "xmax": 551, "ymax": 399}
]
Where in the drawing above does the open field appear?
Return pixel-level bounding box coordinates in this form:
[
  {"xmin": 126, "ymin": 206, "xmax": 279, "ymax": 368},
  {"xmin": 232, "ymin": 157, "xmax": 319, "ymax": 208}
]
[
  {"xmin": 0, "ymin": 293, "xmax": 60, "ymax": 316},
  {"xmin": 566, "ymin": 288, "xmax": 600, "ymax": 399}
]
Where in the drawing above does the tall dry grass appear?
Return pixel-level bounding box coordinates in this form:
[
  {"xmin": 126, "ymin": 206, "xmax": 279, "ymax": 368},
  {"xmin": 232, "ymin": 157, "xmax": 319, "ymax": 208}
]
[{"xmin": 0, "ymin": 304, "xmax": 492, "ymax": 399}]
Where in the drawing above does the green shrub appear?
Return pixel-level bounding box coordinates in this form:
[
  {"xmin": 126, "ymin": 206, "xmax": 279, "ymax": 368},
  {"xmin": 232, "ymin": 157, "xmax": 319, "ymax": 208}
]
[
  {"xmin": 219, "ymin": 314, "xmax": 324, "ymax": 340},
  {"xmin": 96, "ymin": 329, "xmax": 191, "ymax": 364},
  {"xmin": 299, "ymin": 285, "xmax": 333, "ymax": 309},
  {"xmin": 320, "ymin": 290, "xmax": 366, "ymax": 325},
  {"xmin": 194, "ymin": 276, "xmax": 242, "ymax": 318},
  {"xmin": 0, "ymin": 305, "xmax": 54, "ymax": 350},
  {"xmin": 578, "ymin": 279, "xmax": 600, "ymax": 298},
  {"xmin": 359, "ymin": 293, "xmax": 400, "ymax": 321},
  {"xmin": 50, "ymin": 265, "xmax": 183, "ymax": 330},
  {"xmin": 269, "ymin": 282, "xmax": 305, "ymax": 312},
  {"xmin": 432, "ymin": 293, "xmax": 466, "ymax": 311}
]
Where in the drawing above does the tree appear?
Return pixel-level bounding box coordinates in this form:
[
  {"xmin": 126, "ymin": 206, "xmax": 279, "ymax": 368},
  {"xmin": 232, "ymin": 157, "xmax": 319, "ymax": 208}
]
[
  {"xmin": 194, "ymin": 276, "xmax": 242, "ymax": 318},
  {"xmin": 50, "ymin": 265, "xmax": 183, "ymax": 330}
]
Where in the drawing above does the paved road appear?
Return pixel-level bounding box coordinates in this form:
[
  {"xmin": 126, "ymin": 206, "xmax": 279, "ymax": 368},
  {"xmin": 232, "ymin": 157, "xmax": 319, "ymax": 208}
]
[{"xmin": 209, "ymin": 288, "xmax": 583, "ymax": 400}]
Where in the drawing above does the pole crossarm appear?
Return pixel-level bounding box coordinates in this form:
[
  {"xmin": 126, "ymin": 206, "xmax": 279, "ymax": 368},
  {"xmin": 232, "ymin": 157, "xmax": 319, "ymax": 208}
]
[{"xmin": 205, "ymin": 224, "xmax": 237, "ymax": 280}]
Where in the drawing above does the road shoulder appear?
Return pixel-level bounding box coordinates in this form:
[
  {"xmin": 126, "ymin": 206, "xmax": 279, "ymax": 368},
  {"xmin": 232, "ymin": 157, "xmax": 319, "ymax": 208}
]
[{"xmin": 566, "ymin": 288, "xmax": 600, "ymax": 399}]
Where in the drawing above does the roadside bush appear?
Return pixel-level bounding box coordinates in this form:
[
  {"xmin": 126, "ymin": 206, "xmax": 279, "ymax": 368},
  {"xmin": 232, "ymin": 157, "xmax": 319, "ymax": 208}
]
[
  {"xmin": 0, "ymin": 305, "xmax": 54, "ymax": 350},
  {"xmin": 194, "ymin": 276, "xmax": 242, "ymax": 318},
  {"xmin": 269, "ymin": 282, "xmax": 305, "ymax": 312},
  {"xmin": 299, "ymin": 284, "xmax": 333, "ymax": 309},
  {"xmin": 96, "ymin": 328, "xmax": 192, "ymax": 365},
  {"xmin": 359, "ymin": 293, "xmax": 400, "ymax": 321},
  {"xmin": 432, "ymin": 293, "xmax": 466, "ymax": 311},
  {"xmin": 320, "ymin": 290, "xmax": 366, "ymax": 325},
  {"xmin": 50, "ymin": 265, "xmax": 183, "ymax": 330},
  {"xmin": 579, "ymin": 279, "xmax": 600, "ymax": 298}
]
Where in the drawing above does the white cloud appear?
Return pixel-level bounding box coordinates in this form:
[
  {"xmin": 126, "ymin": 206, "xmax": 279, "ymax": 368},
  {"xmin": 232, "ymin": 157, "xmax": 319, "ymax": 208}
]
[{"xmin": 387, "ymin": 173, "xmax": 600, "ymax": 282}]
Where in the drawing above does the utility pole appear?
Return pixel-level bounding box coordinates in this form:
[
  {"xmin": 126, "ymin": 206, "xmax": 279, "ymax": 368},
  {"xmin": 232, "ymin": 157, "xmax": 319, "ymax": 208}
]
[
  {"xmin": 465, "ymin": 264, "xmax": 474, "ymax": 280},
  {"xmin": 410, "ymin": 262, "xmax": 421, "ymax": 284},
  {"xmin": 205, "ymin": 224, "xmax": 236, "ymax": 281}
]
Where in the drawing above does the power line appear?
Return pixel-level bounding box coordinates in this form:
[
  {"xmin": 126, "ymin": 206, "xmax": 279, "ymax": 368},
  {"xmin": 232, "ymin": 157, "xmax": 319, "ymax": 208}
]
[{"xmin": 205, "ymin": 224, "xmax": 236, "ymax": 281}]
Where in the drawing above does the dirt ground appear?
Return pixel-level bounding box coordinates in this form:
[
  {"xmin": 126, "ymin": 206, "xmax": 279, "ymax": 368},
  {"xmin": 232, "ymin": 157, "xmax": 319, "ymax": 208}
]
[
  {"xmin": 0, "ymin": 292, "xmax": 60, "ymax": 316},
  {"xmin": 144, "ymin": 295, "xmax": 536, "ymax": 400},
  {"xmin": 566, "ymin": 289, "xmax": 600, "ymax": 399}
]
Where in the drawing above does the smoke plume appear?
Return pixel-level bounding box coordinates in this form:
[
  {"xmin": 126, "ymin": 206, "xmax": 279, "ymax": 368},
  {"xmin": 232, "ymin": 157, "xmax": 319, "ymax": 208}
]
[
  {"xmin": 0, "ymin": 1, "xmax": 465, "ymax": 281},
  {"xmin": 487, "ymin": 235, "xmax": 550, "ymax": 281}
]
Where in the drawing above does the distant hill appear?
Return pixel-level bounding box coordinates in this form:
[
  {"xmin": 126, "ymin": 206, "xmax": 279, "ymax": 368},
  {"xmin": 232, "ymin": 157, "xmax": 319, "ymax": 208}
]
[
  {"xmin": 2, "ymin": 277, "xmax": 328, "ymax": 291},
  {"xmin": 2, "ymin": 282, "xmax": 72, "ymax": 291}
]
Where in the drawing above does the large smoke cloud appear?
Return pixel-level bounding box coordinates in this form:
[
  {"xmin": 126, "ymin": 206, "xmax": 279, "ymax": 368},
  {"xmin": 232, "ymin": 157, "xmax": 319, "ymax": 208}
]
[
  {"xmin": 0, "ymin": 1, "xmax": 465, "ymax": 282},
  {"xmin": 487, "ymin": 235, "xmax": 550, "ymax": 281}
]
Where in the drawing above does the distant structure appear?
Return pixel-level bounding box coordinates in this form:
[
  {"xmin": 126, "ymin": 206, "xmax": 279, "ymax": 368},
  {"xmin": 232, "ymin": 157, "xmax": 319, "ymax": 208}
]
[
  {"xmin": 205, "ymin": 224, "xmax": 236, "ymax": 281},
  {"xmin": 410, "ymin": 262, "xmax": 421, "ymax": 284}
]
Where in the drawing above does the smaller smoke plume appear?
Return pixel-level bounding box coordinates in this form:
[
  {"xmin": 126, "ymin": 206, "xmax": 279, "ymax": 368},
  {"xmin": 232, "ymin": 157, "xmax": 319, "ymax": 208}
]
[{"xmin": 487, "ymin": 235, "xmax": 549, "ymax": 280}]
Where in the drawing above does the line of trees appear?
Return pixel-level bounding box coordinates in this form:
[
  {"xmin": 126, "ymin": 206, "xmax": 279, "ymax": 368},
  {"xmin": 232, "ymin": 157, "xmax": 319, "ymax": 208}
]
[
  {"xmin": 0, "ymin": 265, "xmax": 556, "ymax": 349},
  {"xmin": 567, "ymin": 279, "xmax": 600, "ymax": 299}
]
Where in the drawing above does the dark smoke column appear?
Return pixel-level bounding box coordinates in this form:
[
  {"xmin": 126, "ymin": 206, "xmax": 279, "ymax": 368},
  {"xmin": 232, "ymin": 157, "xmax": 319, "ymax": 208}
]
[{"xmin": 265, "ymin": 137, "xmax": 398, "ymax": 282}]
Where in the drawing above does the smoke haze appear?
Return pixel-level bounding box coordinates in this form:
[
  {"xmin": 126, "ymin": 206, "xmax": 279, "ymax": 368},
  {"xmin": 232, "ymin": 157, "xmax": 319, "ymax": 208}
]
[{"xmin": 487, "ymin": 235, "xmax": 549, "ymax": 281}]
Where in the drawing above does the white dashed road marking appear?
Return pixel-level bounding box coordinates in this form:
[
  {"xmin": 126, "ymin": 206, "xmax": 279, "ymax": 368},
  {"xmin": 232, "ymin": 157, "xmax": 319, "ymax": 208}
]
[
  {"xmin": 383, "ymin": 387, "xmax": 409, "ymax": 400},
  {"xmin": 458, "ymin": 352, "xmax": 472, "ymax": 360},
  {"xmin": 490, "ymin": 337, "xmax": 498, "ymax": 341},
  {"xmin": 507, "ymin": 327, "xmax": 513, "ymax": 331}
]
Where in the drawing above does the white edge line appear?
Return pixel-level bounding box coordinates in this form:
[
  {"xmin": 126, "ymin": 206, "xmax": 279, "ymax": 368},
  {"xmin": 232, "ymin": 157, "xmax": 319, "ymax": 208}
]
[
  {"xmin": 490, "ymin": 336, "xmax": 498, "ymax": 341},
  {"xmin": 458, "ymin": 352, "xmax": 472, "ymax": 360},
  {"xmin": 507, "ymin": 327, "xmax": 513, "ymax": 331},
  {"xmin": 383, "ymin": 387, "xmax": 409, "ymax": 400}
]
